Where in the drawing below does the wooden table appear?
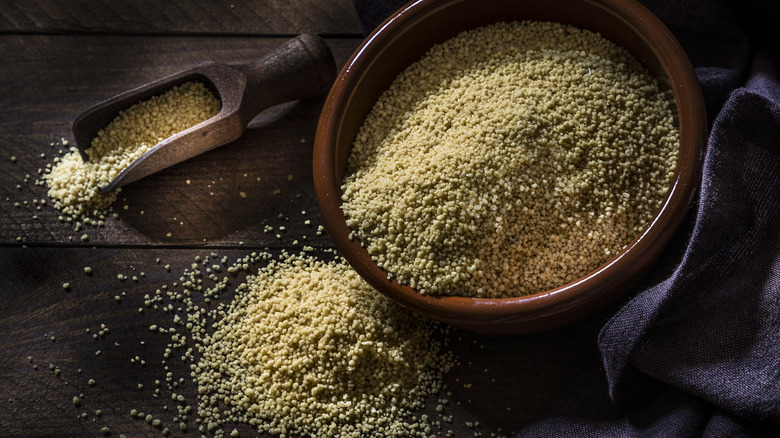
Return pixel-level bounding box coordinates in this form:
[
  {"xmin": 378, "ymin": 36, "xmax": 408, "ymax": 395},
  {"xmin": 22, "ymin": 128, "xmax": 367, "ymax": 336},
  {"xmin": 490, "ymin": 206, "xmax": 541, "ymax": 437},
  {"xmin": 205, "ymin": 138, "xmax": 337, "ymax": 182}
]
[{"xmin": 0, "ymin": 1, "xmax": 628, "ymax": 436}]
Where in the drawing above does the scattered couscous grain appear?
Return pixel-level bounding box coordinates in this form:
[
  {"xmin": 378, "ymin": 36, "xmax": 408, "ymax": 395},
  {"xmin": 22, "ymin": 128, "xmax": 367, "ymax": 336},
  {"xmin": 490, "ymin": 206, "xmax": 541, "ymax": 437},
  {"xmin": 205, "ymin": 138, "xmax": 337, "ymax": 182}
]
[
  {"xmin": 341, "ymin": 21, "xmax": 679, "ymax": 297},
  {"xmin": 190, "ymin": 253, "xmax": 453, "ymax": 437},
  {"xmin": 44, "ymin": 81, "xmax": 220, "ymax": 223}
]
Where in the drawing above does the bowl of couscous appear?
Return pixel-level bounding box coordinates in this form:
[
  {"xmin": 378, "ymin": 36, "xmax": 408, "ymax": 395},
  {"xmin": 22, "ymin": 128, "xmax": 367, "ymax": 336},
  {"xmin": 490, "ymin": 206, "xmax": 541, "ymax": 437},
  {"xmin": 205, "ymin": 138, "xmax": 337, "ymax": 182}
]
[{"xmin": 313, "ymin": 0, "xmax": 706, "ymax": 333}]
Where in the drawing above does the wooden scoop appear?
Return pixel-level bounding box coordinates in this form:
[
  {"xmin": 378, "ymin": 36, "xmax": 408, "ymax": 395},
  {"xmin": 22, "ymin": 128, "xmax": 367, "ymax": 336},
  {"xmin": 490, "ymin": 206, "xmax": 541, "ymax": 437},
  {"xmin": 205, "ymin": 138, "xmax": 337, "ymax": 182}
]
[{"xmin": 72, "ymin": 33, "xmax": 337, "ymax": 192}]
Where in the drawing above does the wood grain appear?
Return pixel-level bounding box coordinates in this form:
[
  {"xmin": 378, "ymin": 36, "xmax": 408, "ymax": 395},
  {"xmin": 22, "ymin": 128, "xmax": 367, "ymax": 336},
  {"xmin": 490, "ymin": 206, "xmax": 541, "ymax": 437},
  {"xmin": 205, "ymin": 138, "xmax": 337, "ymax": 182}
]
[
  {"xmin": 0, "ymin": 0, "xmax": 363, "ymax": 36},
  {"xmin": 0, "ymin": 35, "xmax": 360, "ymax": 247},
  {"xmin": 0, "ymin": 246, "xmax": 620, "ymax": 437},
  {"xmin": 0, "ymin": 1, "xmax": 631, "ymax": 436}
]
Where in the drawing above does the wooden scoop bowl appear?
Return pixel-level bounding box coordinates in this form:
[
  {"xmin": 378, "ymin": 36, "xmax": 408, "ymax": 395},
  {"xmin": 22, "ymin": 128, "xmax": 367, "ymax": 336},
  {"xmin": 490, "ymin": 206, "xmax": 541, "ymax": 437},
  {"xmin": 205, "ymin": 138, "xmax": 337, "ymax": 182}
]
[{"xmin": 72, "ymin": 33, "xmax": 337, "ymax": 192}]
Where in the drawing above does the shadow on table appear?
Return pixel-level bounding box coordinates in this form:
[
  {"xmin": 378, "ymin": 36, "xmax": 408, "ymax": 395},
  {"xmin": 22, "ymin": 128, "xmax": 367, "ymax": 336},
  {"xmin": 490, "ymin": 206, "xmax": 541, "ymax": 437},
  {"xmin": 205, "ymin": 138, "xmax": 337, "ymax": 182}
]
[{"xmin": 114, "ymin": 98, "xmax": 324, "ymax": 245}]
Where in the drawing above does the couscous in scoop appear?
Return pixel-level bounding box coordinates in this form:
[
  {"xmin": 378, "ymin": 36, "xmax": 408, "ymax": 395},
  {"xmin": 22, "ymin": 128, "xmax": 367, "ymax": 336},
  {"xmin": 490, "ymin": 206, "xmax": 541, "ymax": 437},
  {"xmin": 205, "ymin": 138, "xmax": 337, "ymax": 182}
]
[{"xmin": 71, "ymin": 33, "xmax": 336, "ymax": 193}]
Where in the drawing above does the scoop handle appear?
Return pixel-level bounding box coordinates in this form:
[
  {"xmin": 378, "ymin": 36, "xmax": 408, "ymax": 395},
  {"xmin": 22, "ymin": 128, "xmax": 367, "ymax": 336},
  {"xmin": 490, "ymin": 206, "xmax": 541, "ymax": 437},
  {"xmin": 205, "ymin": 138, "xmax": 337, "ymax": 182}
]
[{"xmin": 238, "ymin": 34, "xmax": 337, "ymax": 122}]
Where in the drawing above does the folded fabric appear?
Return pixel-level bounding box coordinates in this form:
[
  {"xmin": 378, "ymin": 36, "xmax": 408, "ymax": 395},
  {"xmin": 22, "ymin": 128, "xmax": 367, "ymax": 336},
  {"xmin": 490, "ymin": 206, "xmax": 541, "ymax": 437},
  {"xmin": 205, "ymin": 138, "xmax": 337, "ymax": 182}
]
[
  {"xmin": 598, "ymin": 0, "xmax": 780, "ymax": 433},
  {"xmin": 600, "ymin": 73, "xmax": 780, "ymax": 430}
]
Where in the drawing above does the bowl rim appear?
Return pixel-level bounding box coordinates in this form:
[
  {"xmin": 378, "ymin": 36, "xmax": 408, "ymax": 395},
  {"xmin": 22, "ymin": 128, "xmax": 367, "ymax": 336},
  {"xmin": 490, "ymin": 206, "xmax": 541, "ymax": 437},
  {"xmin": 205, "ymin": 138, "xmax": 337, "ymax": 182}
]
[{"xmin": 313, "ymin": 0, "xmax": 706, "ymax": 332}]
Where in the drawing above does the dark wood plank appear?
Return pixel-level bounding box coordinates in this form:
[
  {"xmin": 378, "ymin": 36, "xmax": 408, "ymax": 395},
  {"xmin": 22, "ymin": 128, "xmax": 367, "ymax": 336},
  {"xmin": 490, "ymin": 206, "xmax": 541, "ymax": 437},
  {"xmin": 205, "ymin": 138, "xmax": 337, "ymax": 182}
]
[
  {"xmin": 0, "ymin": 35, "xmax": 361, "ymax": 247},
  {"xmin": 0, "ymin": 246, "xmax": 618, "ymax": 437},
  {"xmin": 0, "ymin": 2, "xmax": 621, "ymax": 435},
  {"xmin": 0, "ymin": 0, "xmax": 363, "ymax": 36}
]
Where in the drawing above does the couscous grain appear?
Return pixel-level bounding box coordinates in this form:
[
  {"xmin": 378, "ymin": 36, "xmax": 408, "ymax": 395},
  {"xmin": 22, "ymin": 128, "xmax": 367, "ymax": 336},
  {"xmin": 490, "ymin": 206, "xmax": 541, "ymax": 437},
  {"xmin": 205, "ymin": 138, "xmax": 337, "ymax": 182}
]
[
  {"xmin": 191, "ymin": 253, "xmax": 454, "ymax": 437},
  {"xmin": 341, "ymin": 21, "xmax": 678, "ymax": 297},
  {"xmin": 45, "ymin": 82, "xmax": 220, "ymax": 222}
]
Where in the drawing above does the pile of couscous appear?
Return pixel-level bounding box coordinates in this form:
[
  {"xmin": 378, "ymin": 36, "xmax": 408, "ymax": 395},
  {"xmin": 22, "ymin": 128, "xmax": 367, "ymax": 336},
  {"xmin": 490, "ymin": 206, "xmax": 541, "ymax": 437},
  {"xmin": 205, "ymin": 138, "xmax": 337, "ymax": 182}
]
[
  {"xmin": 45, "ymin": 81, "xmax": 220, "ymax": 223},
  {"xmin": 180, "ymin": 252, "xmax": 454, "ymax": 437},
  {"xmin": 341, "ymin": 21, "xmax": 679, "ymax": 298}
]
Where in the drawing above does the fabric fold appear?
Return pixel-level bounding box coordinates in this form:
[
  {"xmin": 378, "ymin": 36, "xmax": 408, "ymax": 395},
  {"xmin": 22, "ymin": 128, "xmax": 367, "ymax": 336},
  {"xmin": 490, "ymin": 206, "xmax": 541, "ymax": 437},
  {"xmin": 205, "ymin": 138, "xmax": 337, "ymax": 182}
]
[{"xmin": 599, "ymin": 85, "xmax": 780, "ymax": 427}]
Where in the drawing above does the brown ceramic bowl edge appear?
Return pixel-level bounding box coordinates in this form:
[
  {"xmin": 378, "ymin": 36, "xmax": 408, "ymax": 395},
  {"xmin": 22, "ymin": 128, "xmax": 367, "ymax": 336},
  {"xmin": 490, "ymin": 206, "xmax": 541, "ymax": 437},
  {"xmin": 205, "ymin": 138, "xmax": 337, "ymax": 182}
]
[{"xmin": 313, "ymin": 0, "xmax": 706, "ymax": 334}]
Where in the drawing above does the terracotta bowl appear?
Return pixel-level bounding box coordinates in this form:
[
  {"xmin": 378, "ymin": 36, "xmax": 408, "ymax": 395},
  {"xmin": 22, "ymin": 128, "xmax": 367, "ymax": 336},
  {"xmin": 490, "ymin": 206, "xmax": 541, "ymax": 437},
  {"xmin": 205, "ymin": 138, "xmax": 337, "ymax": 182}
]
[{"xmin": 313, "ymin": 0, "xmax": 706, "ymax": 333}]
